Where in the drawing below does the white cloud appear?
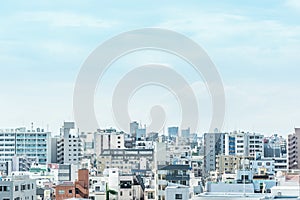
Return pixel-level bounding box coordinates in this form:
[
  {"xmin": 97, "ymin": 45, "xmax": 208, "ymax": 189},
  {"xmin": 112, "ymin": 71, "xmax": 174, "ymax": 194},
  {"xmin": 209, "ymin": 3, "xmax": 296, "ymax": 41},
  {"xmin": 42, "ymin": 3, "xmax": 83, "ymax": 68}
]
[
  {"xmin": 16, "ymin": 11, "xmax": 118, "ymax": 28},
  {"xmin": 285, "ymin": 0, "xmax": 300, "ymax": 10}
]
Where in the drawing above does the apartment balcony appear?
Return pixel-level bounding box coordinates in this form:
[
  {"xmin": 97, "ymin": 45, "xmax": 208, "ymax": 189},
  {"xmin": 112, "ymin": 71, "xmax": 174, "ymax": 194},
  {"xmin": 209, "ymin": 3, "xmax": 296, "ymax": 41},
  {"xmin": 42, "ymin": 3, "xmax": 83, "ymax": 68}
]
[{"xmin": 166, "ymin": 174, "xmax": 190, "ymax": 181}]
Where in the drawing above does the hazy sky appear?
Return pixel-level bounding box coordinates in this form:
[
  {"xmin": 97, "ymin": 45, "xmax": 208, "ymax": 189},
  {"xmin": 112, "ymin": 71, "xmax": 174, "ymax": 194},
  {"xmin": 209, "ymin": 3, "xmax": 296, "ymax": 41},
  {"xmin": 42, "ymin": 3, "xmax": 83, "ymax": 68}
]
[{"xmin": 0, "ymin": 0, "xmax": 300, "ymax": 135}]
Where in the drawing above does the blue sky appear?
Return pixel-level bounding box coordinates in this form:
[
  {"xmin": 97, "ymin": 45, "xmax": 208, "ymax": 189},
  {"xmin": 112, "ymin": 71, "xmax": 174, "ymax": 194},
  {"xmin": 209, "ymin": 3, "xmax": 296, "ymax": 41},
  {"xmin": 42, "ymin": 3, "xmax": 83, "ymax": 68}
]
[{"xmin": 0, "ymin": 0, "xmax": 300, "ymax": 135}]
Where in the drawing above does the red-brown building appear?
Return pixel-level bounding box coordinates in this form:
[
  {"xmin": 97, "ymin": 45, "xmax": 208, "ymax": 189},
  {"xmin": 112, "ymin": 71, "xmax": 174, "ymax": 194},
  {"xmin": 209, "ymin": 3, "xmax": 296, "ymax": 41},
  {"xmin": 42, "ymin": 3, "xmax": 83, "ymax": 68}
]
[{"xmin": 55, "ymin": 169, "xmax": 89, "ymax": 200}]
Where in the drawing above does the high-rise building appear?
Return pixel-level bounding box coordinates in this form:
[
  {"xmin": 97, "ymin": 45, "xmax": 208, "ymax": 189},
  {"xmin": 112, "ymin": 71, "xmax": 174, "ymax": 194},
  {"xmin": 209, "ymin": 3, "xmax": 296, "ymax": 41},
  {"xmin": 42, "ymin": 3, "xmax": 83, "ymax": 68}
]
[
  {"xmin": 204, "ymin": 132, "xmax": 226, "ymax": 174},
  {"xmin": 50, "ymin": 122, "xmax": 83, "ymax": 165},
  {"xmin": 168, "ymin": 127, "xmax": 179, "ymax": 139},
  {"xmin": 288, "ymin": 128, "xmax": 300, "ymax": 169},
  {"xmin": 130, "ymin": 121, "xmax": 139, "ymax": 138},
  {"xmin": 0, "ymin": 127, "xmax": 51, "ymax": 164},
  {"xmin": 181, "ymin": 128, "xmax": 190, "ymax": 138}
]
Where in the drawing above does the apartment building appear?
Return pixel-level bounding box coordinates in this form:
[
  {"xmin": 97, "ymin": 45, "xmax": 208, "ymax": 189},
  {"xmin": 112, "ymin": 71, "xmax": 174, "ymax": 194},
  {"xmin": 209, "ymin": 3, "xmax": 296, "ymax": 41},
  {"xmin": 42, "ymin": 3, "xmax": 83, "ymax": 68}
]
[
  {"xmin": 0, "ymin": 174, "xmax": 36, "ymax": 200},
  {"xmin": 94, "ymin": 129, "xmax": 125, "ymax": 156},
  {"xmin": 97, "ymin": 149, "xmax": 154, "ymax": 174},
  {"xmin": 0, "ymin": 127, "xmax": 51, "ymax": 164},
  {"xmin": 55, "ymin": 169, "xmax": 89, "ymax": 200},
  {"xmin": 204, "ymin": 132, "xmax": 226, "ymax": 174},
  {"xmin": 288, "ymin": 128, "xmax": 300, "ymax": 169},
  {"xmin": 156, "ymin": 165, "xmax": 190, "ymax": 200},
  {"xmin": 50, "ymin": 122, "xmax": 83, "ymax": 165}
]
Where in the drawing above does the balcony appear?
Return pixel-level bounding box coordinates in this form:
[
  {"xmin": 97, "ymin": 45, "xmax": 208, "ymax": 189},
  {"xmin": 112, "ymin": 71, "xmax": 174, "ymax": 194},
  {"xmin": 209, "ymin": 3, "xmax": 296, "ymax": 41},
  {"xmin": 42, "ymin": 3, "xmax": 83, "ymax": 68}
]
[{"xmin": 166, "ymin": 174, "xmax": 190, "ymax": 181}]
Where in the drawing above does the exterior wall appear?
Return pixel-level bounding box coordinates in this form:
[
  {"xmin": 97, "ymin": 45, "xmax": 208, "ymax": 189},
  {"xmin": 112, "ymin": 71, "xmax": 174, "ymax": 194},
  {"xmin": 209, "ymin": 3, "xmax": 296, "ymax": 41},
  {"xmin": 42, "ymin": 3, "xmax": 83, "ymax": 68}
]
[
  {"xmin": 204, "ymin": 132, "xmax": 225, "ymax": 174},
  {"xmin": 94, "ymin": 131, "xmax": 125, "ymax": 156},
  {"xmin": 0, "ymin": 175, "xmax": 36, "ymax": 200},
  {"xmin": 97, "ymin": 149, "xmax": 153, "ymax": 174},
  {"xmin": 165, "ymin": 186, "xmax": 189, "ymax": 200},
  {"xmin": 251, "ymin": 159, "xmax": 275, "ymax": 176},
  {"xmin": 55, "ymin": 184, "xmax": 75, "ymax": 200}
]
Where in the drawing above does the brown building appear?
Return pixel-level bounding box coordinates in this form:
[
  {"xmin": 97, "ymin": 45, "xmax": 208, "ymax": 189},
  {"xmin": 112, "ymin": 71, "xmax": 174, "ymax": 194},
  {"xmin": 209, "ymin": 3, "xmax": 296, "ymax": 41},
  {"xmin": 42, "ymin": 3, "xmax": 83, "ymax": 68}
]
[
  {"xmin": 55, "ymin": 169, "xmax": 89, "ymax": 200},
  {"xmin": 288, "ymin": 128, "xmax": 300, "ymax": 169}
]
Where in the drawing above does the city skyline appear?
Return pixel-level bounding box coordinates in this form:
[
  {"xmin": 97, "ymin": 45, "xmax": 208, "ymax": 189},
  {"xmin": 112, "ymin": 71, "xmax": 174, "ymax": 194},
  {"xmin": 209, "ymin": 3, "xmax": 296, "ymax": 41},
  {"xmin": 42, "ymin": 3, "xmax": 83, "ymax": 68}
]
[{"xmin": 1, "ymin": 0, "xmax": 300, "ymax": 135}]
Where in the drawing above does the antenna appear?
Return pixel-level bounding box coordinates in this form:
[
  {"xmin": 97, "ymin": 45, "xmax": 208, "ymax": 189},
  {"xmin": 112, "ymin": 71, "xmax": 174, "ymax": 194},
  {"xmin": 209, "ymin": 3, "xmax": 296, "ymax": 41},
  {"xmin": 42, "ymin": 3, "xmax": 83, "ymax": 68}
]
[{"xmin": 31, "ymin": 122, "xmax": 34, "ymax": 131}]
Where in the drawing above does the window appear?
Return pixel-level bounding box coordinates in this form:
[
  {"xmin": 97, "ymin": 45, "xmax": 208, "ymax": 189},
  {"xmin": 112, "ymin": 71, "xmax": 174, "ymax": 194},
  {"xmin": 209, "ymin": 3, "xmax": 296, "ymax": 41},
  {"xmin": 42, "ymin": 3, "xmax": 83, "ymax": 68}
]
[
  {"xmin": 148, "ymin": 192, "xmax": 154, "ymax": 199},
  {"xmin": 175, "ymin": 194, "xmax": 183, "ymax": 199},
  {"xmin": 58, "ymin": 190, "xmax": 65, "ymax": 194},
  {"xmin": 69, "ymin": 189, "xmax": 72, "ymax": 194},
  {"xmin": 120, "ymin": 191, "xmax": 123, "ymax": 196},
  {"xmin": 15, "ymin": 185, "xmax": 19, "ymax": 191}
]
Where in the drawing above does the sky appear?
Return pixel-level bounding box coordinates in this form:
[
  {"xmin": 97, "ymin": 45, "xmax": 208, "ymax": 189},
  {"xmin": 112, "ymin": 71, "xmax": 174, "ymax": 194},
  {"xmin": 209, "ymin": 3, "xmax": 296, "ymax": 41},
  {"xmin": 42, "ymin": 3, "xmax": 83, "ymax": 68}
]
[{"xmin": 0, "ymin": 0, "xmax": 300, "ymax": 135}]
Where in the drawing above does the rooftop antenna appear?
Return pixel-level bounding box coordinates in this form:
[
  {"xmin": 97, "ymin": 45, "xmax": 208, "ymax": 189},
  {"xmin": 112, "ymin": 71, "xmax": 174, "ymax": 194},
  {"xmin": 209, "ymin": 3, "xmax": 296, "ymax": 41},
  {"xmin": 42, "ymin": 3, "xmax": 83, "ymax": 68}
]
[{"xmin": 31, "ymin": 122, "xmax": 34, "ymax": 131}]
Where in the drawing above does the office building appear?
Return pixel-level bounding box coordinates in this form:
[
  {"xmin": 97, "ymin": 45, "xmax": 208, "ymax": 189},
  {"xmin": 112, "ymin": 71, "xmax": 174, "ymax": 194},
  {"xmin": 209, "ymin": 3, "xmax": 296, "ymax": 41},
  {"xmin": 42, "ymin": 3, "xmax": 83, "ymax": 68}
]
[{"xmin": 0, "ymin": 126, "xmax": 51, "ymax": 164}]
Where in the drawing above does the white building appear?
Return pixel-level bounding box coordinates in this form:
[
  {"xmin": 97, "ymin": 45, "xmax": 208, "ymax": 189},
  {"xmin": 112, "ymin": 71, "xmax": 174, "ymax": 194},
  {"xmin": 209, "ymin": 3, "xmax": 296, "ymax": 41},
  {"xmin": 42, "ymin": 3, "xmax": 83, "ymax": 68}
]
[
  {"xmin": 50, "ymin": 122, "xmax": 83, "ymax": 165},
  {"xmin": 165, "ymin": 185, "xmax": 189, "ymax": 200},
  {"xmin": 0, "ymin": 174, "xmax": 36, "ymax": 200},
  {"xmin": 0, "ymin": 126, "xmax": 51, "ymax": 164},
  {"xmin": 94, "ymin": 129, "xmax": 125, "ymax": 156}
]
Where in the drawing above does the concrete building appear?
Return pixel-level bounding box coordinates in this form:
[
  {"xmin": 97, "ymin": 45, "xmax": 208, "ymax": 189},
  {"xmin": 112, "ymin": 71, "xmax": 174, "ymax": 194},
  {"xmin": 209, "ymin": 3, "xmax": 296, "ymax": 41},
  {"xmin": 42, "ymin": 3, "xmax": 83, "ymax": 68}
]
[
  {"xmin": 288, "ymin": 128, "xmax": 300, "ymax": 169},
  {"xmin": 50, "ymin": 122, "xmax": 83, "ymax": 165},
  {"xmin": 168, "ymin": 127, "xmax": 179, "ymax": 139},
  {"xmin": 181, "ymin": 128, "xmax": 190, "ymax": 139},
  {"xmin": 130, "ymin": 121, "xmax": 139, "ymax": 139},
  {"xmin": 0, "ymin": 126, "xmax": 51, "ymax": 164},
  {"xmin": 97, "ymin": 149, "xmax": 154, "ymax": 175},
  {"xmin": 250, "ymin": 159, "xmax": 275, "ymax": 177},
  {"xmin": 165, "ymin": 185, "xmax": 189, "ymax": 200},
  {"xmin": 94, "ymin": 129, "xmax": 125, "ymax": 156},
  {"xmin": 156, "ymin": 165, "xmax": 190, "ymax": 200},
  {"xmin": 248, "ymin": 133, "xmax": 264, "ymax": 157},
  {"xmin": 204, "ymin": 132, "xmax": 226, "ymax": 174},
  {"xmin": 0, "ymin": 174, "xmax": 36, "ymax": 200}
]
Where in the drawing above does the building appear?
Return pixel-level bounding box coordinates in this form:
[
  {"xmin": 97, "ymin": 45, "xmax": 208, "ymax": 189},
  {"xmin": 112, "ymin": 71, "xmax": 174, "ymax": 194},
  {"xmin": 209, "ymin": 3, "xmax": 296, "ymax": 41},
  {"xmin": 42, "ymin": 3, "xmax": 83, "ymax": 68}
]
[
  {"xmin": 0, "ymin": 174, "xmax": 36, "ymax": 200},
  {"xmin": 168, "ymin": 127, "xmax": 179, "ymax": 139},
  {"xmin": 156, "ymin": 165, "xmax": 190, "ymax": 200},
  {"xmin": 165, "ymin": 185, "xmax": 189, "ymax": 200},
  {"xmin": 248, "ymin": 133, "xmax": 264, "ymax": 157},
  {"xmin": 50, "ymin": 122, "xmax": 83, "ymax": 165},
  {"xmin": 130, "ymin": 121, "xmax": 139, "ymax": 139},
  {"xmin": 55, "ymin": 169, "xmax": 89, "ymax": 200},
  {"xmin": 136, "ymin": 128, "xmax": 146, "ymax": 141},
  {"xmin": 94, "ymin": 129, "xmax": 125, "ymax": 156},
  {"xmin": 181, "ymin": 128, "xmax": 190, "ymax": 138},
  {"xmin": 97, "ymin": 149, "xmax": 154, "ymax": 174},
  {"xmin": 0, "ymin": 126, "xmax": 51, "ymax": 164},
  {"xmin": 204, "ymin": 132, "xmax": 226, "ymax": 174},
  {"xmin": 288, "ymin": 128, "xmax": 300, "ymax": 169}
]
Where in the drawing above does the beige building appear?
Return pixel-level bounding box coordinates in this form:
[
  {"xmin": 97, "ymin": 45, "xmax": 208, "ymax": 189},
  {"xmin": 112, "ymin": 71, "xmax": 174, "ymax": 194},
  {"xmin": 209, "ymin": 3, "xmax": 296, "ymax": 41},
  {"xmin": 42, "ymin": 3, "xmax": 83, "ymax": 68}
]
[{"xmin": 216, "ymin": 155, "xmax": 254, "ymax": 175}]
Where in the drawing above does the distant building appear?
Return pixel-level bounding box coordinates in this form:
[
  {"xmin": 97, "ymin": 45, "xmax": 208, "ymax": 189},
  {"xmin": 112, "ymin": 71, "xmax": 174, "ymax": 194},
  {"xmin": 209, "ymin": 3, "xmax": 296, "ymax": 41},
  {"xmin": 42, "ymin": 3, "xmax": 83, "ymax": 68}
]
[
  {"xmin": 204, "ymin": 132, "xmax": 226, "ymax": 174},
  {"xmin": 288, "ymin": 128, "xmax": 300, "ymax": 169},
  {"xmin": 94, "ymin": 129, "xmax": 125, "ymax": 156},
  {"xmin": 181, "ymin": 128, "xmax": 190, "ymax": 138},
  {"xmin": 97, "ymin": 149, "xmax": 154, "ymax": 175},
  {"xmin": 130, "ymin": 121, "xmax": 139, "ymax": 139},
  {"xmin": 168, "ymin": 127, "xmax": 179, "ymax": 139}
]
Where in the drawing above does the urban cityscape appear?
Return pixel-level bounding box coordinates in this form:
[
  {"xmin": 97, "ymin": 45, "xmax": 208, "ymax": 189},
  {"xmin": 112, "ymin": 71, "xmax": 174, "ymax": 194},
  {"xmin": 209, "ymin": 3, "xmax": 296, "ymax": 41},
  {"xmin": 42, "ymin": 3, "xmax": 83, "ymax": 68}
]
[
  {"xmin": 1, "ymin": 1, "xmax": 300, "ymax": 200},
  {"xmin": 0, "ymin": 121, "xmax": 299, "ymax": 199}
]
